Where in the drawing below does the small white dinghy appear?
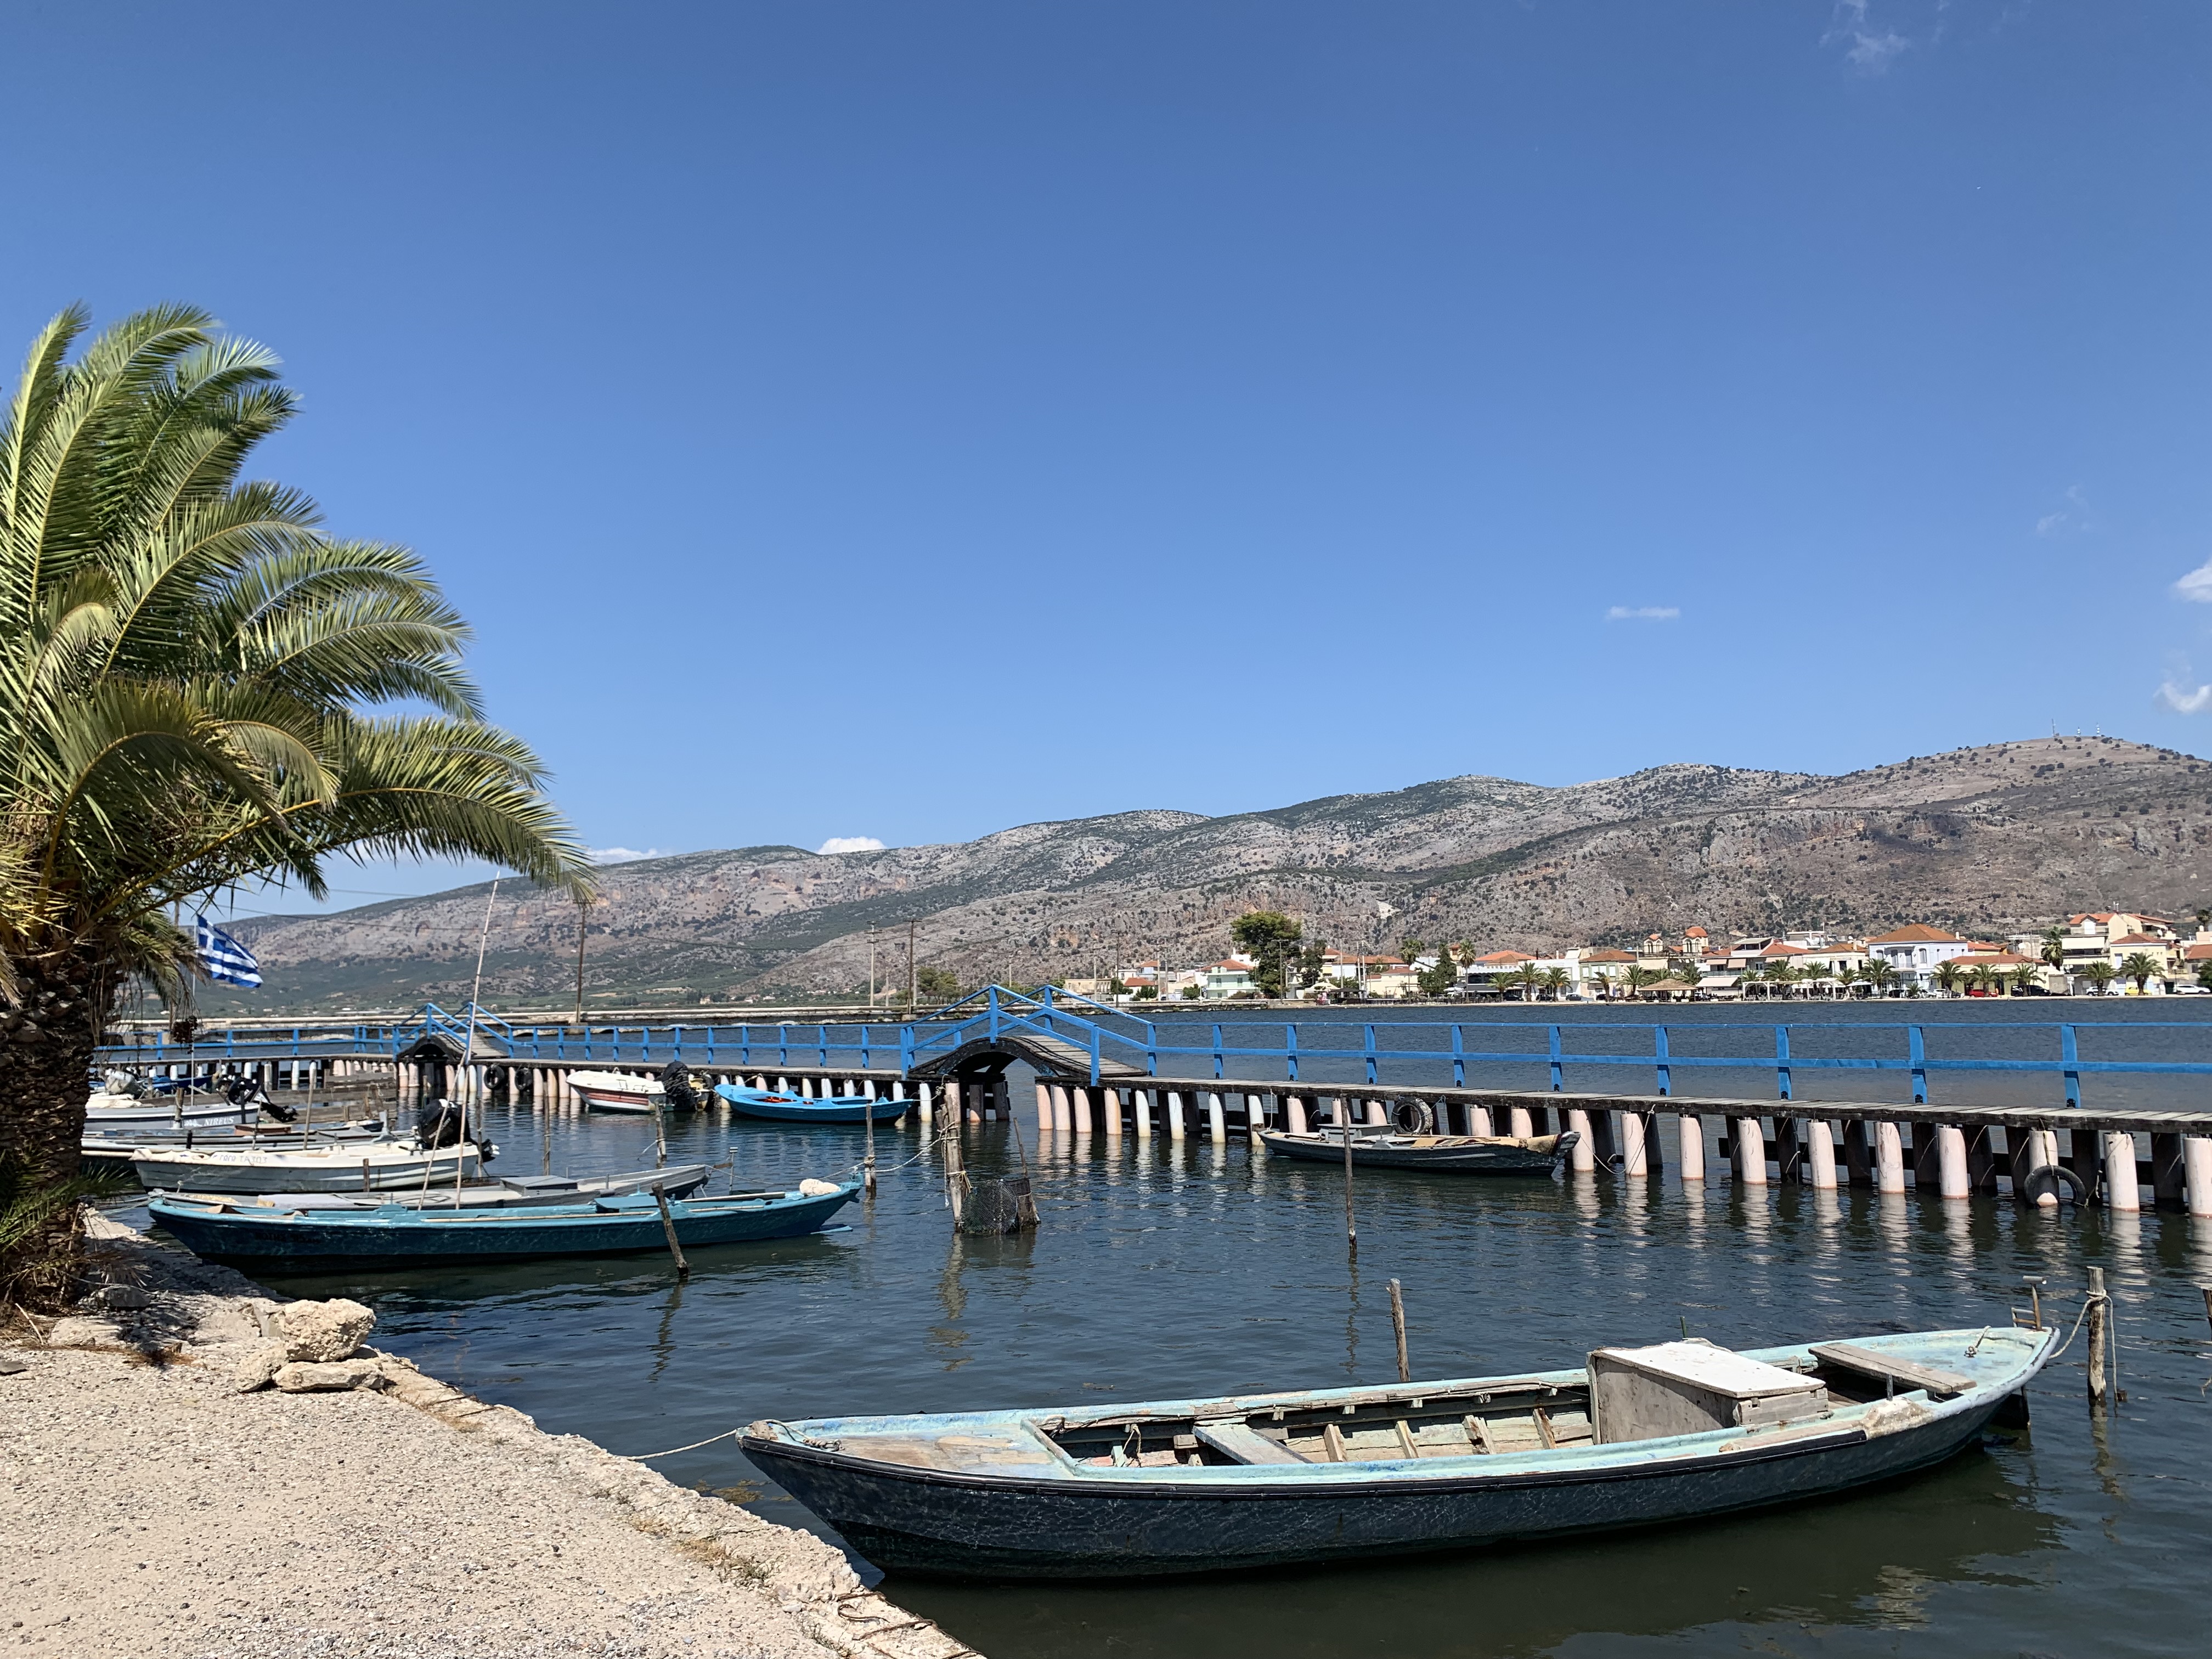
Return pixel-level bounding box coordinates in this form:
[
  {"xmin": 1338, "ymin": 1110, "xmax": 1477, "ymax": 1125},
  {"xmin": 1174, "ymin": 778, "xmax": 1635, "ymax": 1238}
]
[
  {"xmin": 84, "ymin": 1091, "xmax": 252, "ymax": 1134},
  {"xmin": 132, "ymin": 1138, "xmax": 484, "ymax": 1194},
  {"xmin": 565, "ymin": 1070, "xmax": 666, "ymax": 1114}
]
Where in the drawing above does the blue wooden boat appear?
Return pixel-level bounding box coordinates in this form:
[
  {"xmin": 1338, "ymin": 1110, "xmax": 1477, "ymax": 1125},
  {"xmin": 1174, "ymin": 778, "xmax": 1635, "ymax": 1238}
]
[
  {"xmin": 1261, "ymin": 1126, "xmax": 1575, "ymax": 1174},
  {"xmin": 715, "ymin": 1084, "xmax": 908, "ymax": 1124},
  {"xmin": 741, "ymin": 1325, "xmax": 2055, "ymax": 1579},
  {"xmin": 146, "ymin": 1180, "xmax": 861, "ymax": 1272}
]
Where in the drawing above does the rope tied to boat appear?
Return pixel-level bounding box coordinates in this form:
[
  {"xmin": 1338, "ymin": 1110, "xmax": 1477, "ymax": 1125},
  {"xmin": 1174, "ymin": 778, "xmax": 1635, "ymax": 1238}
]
[{"xmin": 615, "ymin": 1426, "xmax": 744, "ymax": 1460}]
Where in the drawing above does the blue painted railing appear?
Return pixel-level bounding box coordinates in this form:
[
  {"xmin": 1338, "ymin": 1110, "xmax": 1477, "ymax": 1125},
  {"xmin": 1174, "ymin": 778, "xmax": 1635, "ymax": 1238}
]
[{"xmin": 94, "ymin": 986, "xmax": 2212, "ymax": 1106}]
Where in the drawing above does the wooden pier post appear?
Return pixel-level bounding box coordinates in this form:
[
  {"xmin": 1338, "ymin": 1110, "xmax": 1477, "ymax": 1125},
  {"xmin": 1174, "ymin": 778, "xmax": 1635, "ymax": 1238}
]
[
  {"xmin": 1387, "ymin": 1279, "xmax": 1410, "ymax": 1384},
  {"xmin": 1734, "ymin": 1118, "xmax": 1767, "ymax": 1187},
  {"xmin": 1620, "ymin": 1110, "xmax": 1649, "ymax": 1178},
  {"xmin": 2085, "ymin": 1266, "xmax": 2109, "ymax": 1407},
  {"xmin": 1808, "ymin": 1120, "xmax": 1838, "ymax": 1189},
  {"xmin": 1937, "ymin": 1126, "xmax": 1971, "ymax": 1200},
  {"xmin": 1875, "ymin": 1122, "xmax": 1906, "ymax": 1195},
  {"xmin": 1677, "ymin": 1113, "xmax": 1706, "ymax": 1181},
  {"xmin": 2185, "ymin": 1137, "xmax": 2212, "ymax": 1217},
  {"xmin": 1207, "ymin": 1093, "xmax": 1227, "ymax": 1143},
  {"xmin": 1566, "ymin": 1109, "xmax": 1596, "ymax": 1173},
  {"xmin": 2104, "ymin": 1132, "xmax": 2140, "ymax": 1212}
]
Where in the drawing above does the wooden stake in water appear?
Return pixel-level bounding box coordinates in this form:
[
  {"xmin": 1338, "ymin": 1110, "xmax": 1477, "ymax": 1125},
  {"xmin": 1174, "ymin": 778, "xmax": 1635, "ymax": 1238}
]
[
  {"xmin": 1388, "ymin": 1278, "xmax": 1410, "ymax": 1383},
  {"xmin": 1343, "ymin": 1114, "xmax": 1357, "ymax": 1254},
  {"xmin": 864, "ymin": 1082, "xmax": 877, "ymax": 1197},
  {"xmin": 2085, "ymin": 1266, "xmax": 2109, "ymax": 1407},
  {"xmin": 653, "ymin": 1184, "xmax": 690, "ymax": 1279}
]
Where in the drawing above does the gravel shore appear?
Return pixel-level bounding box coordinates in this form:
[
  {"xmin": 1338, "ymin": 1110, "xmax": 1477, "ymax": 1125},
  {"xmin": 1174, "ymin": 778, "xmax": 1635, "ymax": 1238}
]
[{"xmin": 1, "ymin": 1218, "xmax": 977, "ymax": 1659}]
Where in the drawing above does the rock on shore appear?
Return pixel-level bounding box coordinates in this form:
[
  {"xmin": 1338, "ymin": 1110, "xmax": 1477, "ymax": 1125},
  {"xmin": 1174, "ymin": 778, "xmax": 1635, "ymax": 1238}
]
[{"xmin": 0, "ymin": 1216, "xmax": 975, "ymax": 1659}]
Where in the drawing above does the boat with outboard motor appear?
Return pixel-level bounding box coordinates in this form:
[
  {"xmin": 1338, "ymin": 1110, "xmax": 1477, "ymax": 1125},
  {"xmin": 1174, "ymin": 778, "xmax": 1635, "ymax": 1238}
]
[
  {"xmin": 566, "ymin": 1070, "xmax": 668, "ymax": 1113},
  {"xmin": 148, "ymin": 1177, "xmax": 862, "ymax": 1269},
  {"xmin": 741, "ymin": 1323, "xmax": 2055, "ymax": 1579},
  {"xmin": 153, "ymin": 1161, "xmax": 713, "ymax": 1212},
  {"xmin": 714, "ymin": 1084, "xmax": 907, "ymax": 1124}
]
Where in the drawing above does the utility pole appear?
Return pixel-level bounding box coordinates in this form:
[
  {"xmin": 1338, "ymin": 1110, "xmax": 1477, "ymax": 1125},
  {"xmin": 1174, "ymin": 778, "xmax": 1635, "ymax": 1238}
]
[
  {"xmin": 907, "ymin": 917, "xmax": 918, "ymax": 1013},
  {"xmin": 572, "ymin": 900, "xmax": 589, "ymax": 1026},
  {"xmin": 868, "ymin": 926, "xmax": 876, "ymax": 1010}
]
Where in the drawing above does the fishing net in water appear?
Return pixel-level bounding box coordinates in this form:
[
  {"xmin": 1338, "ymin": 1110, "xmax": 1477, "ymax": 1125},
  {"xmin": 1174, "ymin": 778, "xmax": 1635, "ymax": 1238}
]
[{"xmin": 956, "ymin": 1174, "xmax": 1038, "ymax": 1235}]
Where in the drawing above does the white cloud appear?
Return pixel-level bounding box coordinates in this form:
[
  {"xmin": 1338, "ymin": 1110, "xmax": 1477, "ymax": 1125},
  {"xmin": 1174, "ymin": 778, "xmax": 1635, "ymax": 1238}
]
[
  {"xmin": 2174, "ymin": 559, "xmax": 2212, "ymax": 603},
  {"xmin": 2158, "ymin": 680, "xmax": 2212, "ymax": 714},
  {"xmin": 816, "ymin": 836, "xmax": 887, "ymax": 855},
  {"xmin": 589, "ymin": 847, "xmax": 668, "ymax": 864},
  {"xmin": 2036, "ymin": 484, "xmax": 2091, "ymax": 537},
  {"xmin": 1824, "ymin": 2, "xmax": 1911, "ymax": 73},
  {"xmin": 1605, "ymin": 606, "xmax": 1681, "ymax": 622}
]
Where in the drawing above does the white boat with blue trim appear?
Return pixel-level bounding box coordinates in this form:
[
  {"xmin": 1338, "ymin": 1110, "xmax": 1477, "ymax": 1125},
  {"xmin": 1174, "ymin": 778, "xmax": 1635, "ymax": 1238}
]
[{"xmin": 742, "ymin": 1324, "xmax": 2055, "ymax": 1579}]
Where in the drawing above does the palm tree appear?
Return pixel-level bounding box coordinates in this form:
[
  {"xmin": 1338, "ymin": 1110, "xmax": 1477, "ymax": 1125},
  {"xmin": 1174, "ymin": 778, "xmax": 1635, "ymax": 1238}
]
[
  {"xmin": 1587, "ymin": 970, "xmax": 1615, "ymax": 1002},
  {"xmin": 1933, "ymin": 959, "xmax": 1964, "ymax": 997},
  {"xmin": 1540, "ymin": 965, "xmax": 1570, "ymax": 1001},
  {"xmin": 1764, "ymin": 960, "xmax": 1799, "ymax": 998},
  {"xmin": 2040, "ymin": 926, "xmax": 2068, "ymax": 977},
  {"xmin": 2009, "ymin": 963, "xmax": 2042, "ymax": 996},
  {"xmin": 1802, "ymin": 961, "xmax": 1833, "ymax": 997},
  {"xmin": 1623, "ymin": 964, "xmax": 1661, "ymax": 1000},
  {"xmin": 2, "ymin": 305, "xmax": 591, "ymax": 1297},
  {"xmin": 2081, "ymin": 960, "xmax": 2118, "ymax": 996},
  {"xmin": 1860, "ymin": 958, "xmax": 1898, "ymax": 996},
  {"xmin": 2119, "ymin": 952, "xmax": 2160, "ymax": 994},
  {"xmin": 1966, "ymin": 962, "xmax": 1998, "ymax": 997},
  {"xmin": 1509, "ymin": 961, "xmax": 1543, "ymax": 1001}
]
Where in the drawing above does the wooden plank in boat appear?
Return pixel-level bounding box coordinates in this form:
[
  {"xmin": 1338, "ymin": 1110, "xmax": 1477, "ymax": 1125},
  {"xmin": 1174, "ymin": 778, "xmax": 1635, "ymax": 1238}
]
[
  {"xmin": 1808, "ymin": 1343, "xmax": 1974, "ymax": 1399},
  {"xmin": 1194, "ymin": 1419, "xmax": 1309, "ymax": 1465}
]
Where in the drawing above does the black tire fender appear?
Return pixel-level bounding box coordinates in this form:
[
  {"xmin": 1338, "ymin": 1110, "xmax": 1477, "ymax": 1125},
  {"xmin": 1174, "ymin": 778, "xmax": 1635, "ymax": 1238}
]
[{"xmin": 2022, "ymin": 1163, "xmax": 2087, "ymax": 1205}]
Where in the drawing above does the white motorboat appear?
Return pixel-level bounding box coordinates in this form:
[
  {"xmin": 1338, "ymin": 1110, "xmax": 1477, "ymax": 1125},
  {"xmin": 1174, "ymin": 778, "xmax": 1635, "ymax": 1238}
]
[
  {"xmin": 131, "ymin": 1138, "xmax": 486, "ymax": 1194},
  {"xmin": 565, "ymin": 1070, "xmax": 666, "ymax": 1113},
  {"xmin": 84, "ymin": 1091, "xmax": 253, "ymax": 1134}
]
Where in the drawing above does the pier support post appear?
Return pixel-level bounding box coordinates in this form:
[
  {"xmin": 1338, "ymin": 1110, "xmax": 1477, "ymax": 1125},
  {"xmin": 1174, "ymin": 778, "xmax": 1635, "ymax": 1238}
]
[
  {"xmin": 1207, "ymin": 1093, "xmax": 1227, "ymax": 1143},
  {"xmin": 1136, "ymin": 1089, "xmax": 1153, "ymax": 1139},
  {"xmin": 1365, "ymin": 1099, "xmax": 1387, "ymax": 1126},
  {"xmin": 1938, "ymin": 1126, "xmax": 1971, "ymax": 1200},
  {"xmin": 1843, "ymin": 1120, "xmax": 1872, "ymax": 1187},
  {"xmin": 1677, "ymin": 1113, "xmax": 1706, "ymax": 1181},
  {"xmin": 1167, "ymin": 1091, "xmax": 1187, "ymax": 1141},
  {"xmin": 1471, "ymin": 1105, "xmax": 1495, "ymax": 1136},
  {"xmin": 1966, "ymin": 1127, "xmax": 2000, "ymax": 1194},
  {"xmin": 1618, "ymin": 1111, "xmax": 1649, "ymax": 1177},
  {"xmin": 1808, "ymin": 1120, "xmax": 1837, "ymax": 1190},
  {"xmin": 916, "ymin": 1082, "xmax": 933, "ymax": 1124},
  {"xmin": 1103, "ymin": 1088, "xmax": 1122, "ymax": 1138},
  {"xmin": 1050, "ymin": 1083, "xmax": 1070, "ymax": 1132},
  {"xmin": 1734, "ymin": 1119, "xmax": 1767, "ymax": 1187},
  {"xmin": 2104, "ymin": 1131, "xmax": 2141, "ymax": 1212},
  {"xmin": 2184, "ymin": 1136, "xmax": 2212, "ymax": 1217},
  {"xmin": 1566, "ymin": 1109, "xmax": 1596, "ymax": 1173},
  {"xmin": 1875, "ymin": 1122, "xmax": 1906, "ymax": 1194},
  {"xmin": 1034, "ymin": 1081, "xmax": 1051, "ymax": 1134},
  {"xmin": 1509, "ymin": 1106, "xmax": 1533, "ymax": 1137},
  {"xmin": 1071, "ymin": 1087, "xmax": 1092, "ymax": 1135},
  {"xmin": 1287, "ymin": 1095, "xmax": 1308, "ymax": 1134},
  {"xmin": 2086, "ymin": 1266, "xmax": 2110, "ymax": 1407},
  {"xmin": 2151, "ymin": 1134, "xmax": 2185, "ymax": 1210}
]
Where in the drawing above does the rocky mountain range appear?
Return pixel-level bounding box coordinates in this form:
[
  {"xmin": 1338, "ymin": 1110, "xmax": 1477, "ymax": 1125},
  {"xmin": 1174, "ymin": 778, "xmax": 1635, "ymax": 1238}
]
[{"xmin": 210, "ymin": 735, "xmax": 2212, "ymax": 1013}]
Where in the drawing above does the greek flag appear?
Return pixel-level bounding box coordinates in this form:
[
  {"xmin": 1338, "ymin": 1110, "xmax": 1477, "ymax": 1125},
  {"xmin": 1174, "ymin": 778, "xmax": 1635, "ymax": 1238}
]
[{"xmin": 195, "ymin": 916, "xmax": 262, "ymax": 989}]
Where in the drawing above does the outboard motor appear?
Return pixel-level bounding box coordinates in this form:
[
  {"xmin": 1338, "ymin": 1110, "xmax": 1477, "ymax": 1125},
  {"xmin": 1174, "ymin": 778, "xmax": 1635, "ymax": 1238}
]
[
  {"xmin": 224, "ymin": 1070, "xmax": 294, "ymax": 1121},
  {"xmin": 659, "ymin": 1060, "xmax": 701, "ymax": 1112},
  {"xmin": 416, "ymin": 1098, "xmax": 468, "ymax": 1149}
]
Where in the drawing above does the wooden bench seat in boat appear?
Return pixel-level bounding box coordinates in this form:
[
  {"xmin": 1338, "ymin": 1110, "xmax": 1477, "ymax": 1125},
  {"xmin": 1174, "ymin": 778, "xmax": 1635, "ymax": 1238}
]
[{"xmin": 1808, "ymin": 1342, "xmax": 1974, "ymax": 1400}]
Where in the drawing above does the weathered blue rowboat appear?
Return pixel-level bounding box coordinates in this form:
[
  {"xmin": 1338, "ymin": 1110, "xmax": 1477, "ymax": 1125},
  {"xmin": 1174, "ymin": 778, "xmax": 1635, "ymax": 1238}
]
[
  {"xmin": 715, "ymin": 1084, "xmax": 907, "ymax": 1124},
  {"xmin": 146, "ymin": 1181, "xmax": 860, "ymax": 1272},
  {"xmin": 742, "ymin": 1325, "xmax": 2054, "ymax": 1579}
]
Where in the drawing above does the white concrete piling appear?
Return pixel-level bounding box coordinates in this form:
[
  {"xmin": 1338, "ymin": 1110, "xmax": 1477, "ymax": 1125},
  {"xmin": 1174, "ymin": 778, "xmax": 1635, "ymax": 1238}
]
[
  {"xmin": 1875, "ymin": 1122, "xmax": 1906, "ymax": 1194},
  {"xmin": 1509, "ymin": 1107, "xmax": 1533, "ymax": 1137},
  {"xmin": 1678, "ymin": 1113, "xmax": 1706, "ymax": 1181},
  {"xmin": 1207, "ymin": 1093, "xmax": 1227, "ymax": 1142},
  {"xmin": 1808, "ymin": 1120, "xmax": 1837, "ymax": 1190},
  {"xmin": 1735, "ymin": 1119, "xmax": 1767, "ymax": 1187},
  {"xmin": 1104, "ymin": 1088, "xmax": 1122, "ymax": 1138},
  {"xmin": 1566, "ymin": 1109, "xmax": 1595, "ymax": 1173},
  {"xmin": 1167, "ymin": 1091, "xmax": 1187, "ymax": 1141},
  {"xmin": 1620, "ymin": 1110, "xmax": 1649, "ymax": 1178},
  {"xmin": 2104, "ymin": 1131, "xmax": 2141, "ymax": 1213},
  {"xmin": 1136, "ymin": 1089, "xmax": 1153, "ymax": 1138},
  {"xmin": 1938, "ymin": 1125, "xmax": 1971, "ymax": 1200},
  {"xmin": 1287, "ymin": 1096, "xmax": 1308, "ymax": 1133},
  {"xmin": 2181, "ymin": 1135, "xmax": 2212, "ymax": 1216}
]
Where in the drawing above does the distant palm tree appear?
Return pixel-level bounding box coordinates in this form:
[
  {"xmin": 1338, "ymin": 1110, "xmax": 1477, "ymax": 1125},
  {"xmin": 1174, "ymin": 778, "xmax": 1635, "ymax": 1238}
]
[
  {"xmin": 2081, "ymin": 960, "xmax": 2118, "ymax": 996},
  {"xmin": 1861, "ymin": 958, "xmax": 1898, "ymax": 995},
  {"xmin": 1540, "ymin": 965, "xmax": 1571, "ymax": 1001},
  {"xmin": 2010, "ymin": 964, "xmax": 2042, "ymax": 996},
  {"xmin": 1967, "ymin": 962, "xmax": 1999, "ymax": 996},
  {"xmin": 1765, "ymin": 960, "xmax": 1799, "ymax": 997},
  {"xmin": 1933, "ymin": 960, "xmax": 1965, "ymax": 997},
  {"xmin": 2119, "ymin": 952, "xmax": 2160, "ymax": 994},
  {"xmin": 1802, "ymin": 962, "xmax": 1834, "ymax": 997},
  {"xmin": 1624, "ymin": 964, "xmax": 1661, "ymax": 1000},
  {"xmin": 2040, "ymin": 927, "xmax": 2069, "ymax": 976},
  {"xmin": 1587, "ymin": 970, "xmax": 1615, "ymax": 1002}
]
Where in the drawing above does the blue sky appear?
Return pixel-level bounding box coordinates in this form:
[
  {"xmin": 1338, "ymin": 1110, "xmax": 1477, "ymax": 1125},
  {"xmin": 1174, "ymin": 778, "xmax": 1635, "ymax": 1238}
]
[{"xmin": 4, "ymin": 2, "xmax": 2207, "ymax": 912}]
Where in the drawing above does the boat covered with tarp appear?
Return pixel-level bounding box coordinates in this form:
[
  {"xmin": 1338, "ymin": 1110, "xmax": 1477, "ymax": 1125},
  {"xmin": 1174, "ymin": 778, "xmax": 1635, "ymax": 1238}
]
[
  {"xmin": 741, "ymin": 1325, "xmax": 2053, "ymax": 1578},
  {"xmin": 148, "ymin": 1178, "xmax": 862, "ymax": 1270}
]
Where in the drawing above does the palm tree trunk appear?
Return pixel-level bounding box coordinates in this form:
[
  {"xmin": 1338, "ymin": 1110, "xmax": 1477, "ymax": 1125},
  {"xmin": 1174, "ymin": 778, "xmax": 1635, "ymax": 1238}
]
[{"xmin": 1, "ymin": 946, "xmax": 111, "ymax": 1299}]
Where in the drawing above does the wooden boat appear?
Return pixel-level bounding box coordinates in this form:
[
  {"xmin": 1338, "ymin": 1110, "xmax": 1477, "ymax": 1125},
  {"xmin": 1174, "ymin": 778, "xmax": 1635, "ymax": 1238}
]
[
  {"xmin": 158, "ymin": 1163, "xmax": 715, "ymax": 1212},
  {"xmin": 82, "ymin": 1120, "xmax": 390, "ymax": 1167},
  {"xmin": 146, "ymin": 1179, "xmax": 862, "ymax": 1270},
  {"xmin": 567, "ymin": 1070, "xmax": 667, "ymax": 1113},
  {"xmin": 741, "ymin": 1325, "xmax": 2055, "ymax": 1579},
  {"xmin": 1260, "ymin": 1126, "xmax": 1575, "ymax": 1174},
  {"xmin": 131, "ymin": 1138, "xmax": 486, "ymax": 1194},
  {"xmin": 715, "ymin": 1084, "xmax": 908, "ymax": 1124},
  {"xmin": 84, "ymin": 1093, "xmax": 252, "ymax": 1133}
]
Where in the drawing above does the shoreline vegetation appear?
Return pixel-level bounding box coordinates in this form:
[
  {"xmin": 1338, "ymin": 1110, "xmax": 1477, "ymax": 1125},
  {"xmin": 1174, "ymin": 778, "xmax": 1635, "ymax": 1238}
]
[{"xmin": 0, "ymin": 1214, "xmax": 973, "ymax": 1659}]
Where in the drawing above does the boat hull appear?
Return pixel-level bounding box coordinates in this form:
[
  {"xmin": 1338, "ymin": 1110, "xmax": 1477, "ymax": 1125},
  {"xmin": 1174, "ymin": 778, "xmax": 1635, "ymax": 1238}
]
[
  {"xmin": 573, "ymin": 1087, "xmax": 662, "ymax": 1114},
  {"xmin": 146, "ymin": 1183, "xmax": 860, "ymax": 1271},
  {"xmin": 1260, "ymin": 1130, "xmax": 1570, "ymax": 1174},
  {"xmin": 85, "ymin": 1098, "xmax": 252, "ymax": 1133},
  {"xmin": 715, "ymin": 1085, "xmax": 907, "ymax": 1124},
  {"xmin": 742, "ymin": 1329, "xmax": 2053, "ymax": 1580},
  {"xmin": 131, "ymin": 1144, "xmax": 482, "ymax": 1193}
]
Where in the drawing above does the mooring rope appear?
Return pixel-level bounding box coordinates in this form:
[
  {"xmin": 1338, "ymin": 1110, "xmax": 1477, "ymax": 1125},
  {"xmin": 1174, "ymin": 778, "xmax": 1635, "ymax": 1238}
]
[{"xmin": 616, "ymin": 1426, "xmax": 744, "ymax": 1460}]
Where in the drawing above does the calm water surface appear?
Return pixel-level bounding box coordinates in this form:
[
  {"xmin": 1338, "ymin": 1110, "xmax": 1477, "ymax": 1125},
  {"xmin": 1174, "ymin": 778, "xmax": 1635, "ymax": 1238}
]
[{"xmin": 137, "ymin": 1008, "xmax": 2212, "ymax": 1658}]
